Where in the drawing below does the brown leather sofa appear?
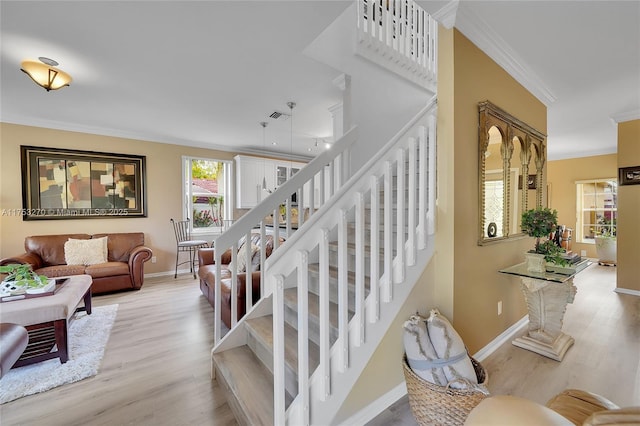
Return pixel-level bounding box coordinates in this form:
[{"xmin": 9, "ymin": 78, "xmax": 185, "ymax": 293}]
[
  {"xmin": 464, "ymin": 389, "xmax": 640, "ymax": 425},
  {"xmin": 198, "ymin": 233, "xmax": 284, "ymax": 328},
  {"xmin": 0, "ymin": 233, "xmax": 152, "ymax": 294}
]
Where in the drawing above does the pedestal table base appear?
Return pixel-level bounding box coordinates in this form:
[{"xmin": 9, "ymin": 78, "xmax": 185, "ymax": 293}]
[{"xmin": 512, "ymin": 332, "xmax": 574, "ymax": 361}]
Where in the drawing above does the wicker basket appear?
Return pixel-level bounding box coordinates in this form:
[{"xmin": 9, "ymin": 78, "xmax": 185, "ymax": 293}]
[{"xmin": 402, "ymin": 354, "xmax": 489, "ymax": 426}]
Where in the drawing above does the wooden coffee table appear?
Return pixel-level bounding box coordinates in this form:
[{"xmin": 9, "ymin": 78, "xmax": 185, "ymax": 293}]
[{"xmin": 0, "ymin": 274, "xmax": 92, "ymax": 367}]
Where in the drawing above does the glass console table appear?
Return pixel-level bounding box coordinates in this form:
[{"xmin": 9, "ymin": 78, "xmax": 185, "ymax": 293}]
[{"xmin": 499, "ymin": 259, "xmax": 590, "ymax": 361}]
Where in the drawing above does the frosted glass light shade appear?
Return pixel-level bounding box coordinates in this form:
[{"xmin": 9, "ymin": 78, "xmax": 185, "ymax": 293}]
[{"xmin": 21, "ymin": 59, "xmax": 72, "ymax": 91}]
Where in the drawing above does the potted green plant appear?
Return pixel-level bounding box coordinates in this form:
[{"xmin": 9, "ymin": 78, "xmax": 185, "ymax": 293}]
[
  {"xmin": 0, "ymin": 263, "xmax": 53, "ymax": 295},
  {"xmin": 521, "ymin": 207, "xmax": 568, "ymax": 272},
  {"xmin": 594, "ymin": 218, "xmax": 616, "ymax": 266}
]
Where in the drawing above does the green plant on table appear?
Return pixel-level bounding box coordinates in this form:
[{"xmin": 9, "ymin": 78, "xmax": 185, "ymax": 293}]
[
  {"xmin": 521, "ymin": 207, "xmax": 568, "ymax": 266},
  {"xmin": 0, "ymin": 263, "xmax": 49, "ymax": 288}
]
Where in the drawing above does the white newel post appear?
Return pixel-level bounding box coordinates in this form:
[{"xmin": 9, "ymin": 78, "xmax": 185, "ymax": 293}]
[{"xmin": 332, "ymin": 74, "xmax": 352, "ymax": 183}]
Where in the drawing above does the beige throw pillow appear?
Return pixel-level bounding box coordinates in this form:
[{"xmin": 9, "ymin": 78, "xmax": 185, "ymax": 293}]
[
  {"xmin": 228, "ymin": 243, "xmax": 260, "ymax": 274},
  {"xmin": 64, "ymin": 237, "xmax": 108, "ymax": 266}
]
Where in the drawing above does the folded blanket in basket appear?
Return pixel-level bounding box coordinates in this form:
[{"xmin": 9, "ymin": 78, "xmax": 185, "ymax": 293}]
[
  {"xmin": 403, "ymin": 309, "xmax": 479, "ymax": 390},
  {"xmin": 403, "ymin": 314, "xmax": 448, "ymax": 387},
  {"xmin": 427, "ymin": 308, "xmax": 478, "ymax": 389}
]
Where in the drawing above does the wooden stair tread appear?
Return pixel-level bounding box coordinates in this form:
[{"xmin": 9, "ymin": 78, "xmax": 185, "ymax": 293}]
[
  {"xmin": 327, "ymin": 240, "xmax": 386, "ymax": 256},
  {"xmin": 308, "ymin": 263, "xmax": 371, "ymax": 287},
  {"xmin": 283, "ymin": 287, "xmax": 342, "ymax": 328},
  {"xmin": 245, "ymin": 315, "xmax": 320, "ymax": 374},
  {"xmin": 212, "ymin": 346, "xmax": 276, "ymax": 426}
]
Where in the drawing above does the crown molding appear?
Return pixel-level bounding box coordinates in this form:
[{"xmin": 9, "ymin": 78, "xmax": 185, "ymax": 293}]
[
  {"xmin": 0, "ymin": 115, "xmax": 313, "ymax": 162},
  {"xmin": 455, "ymin": 5, "xmax": 557, "ymax": 106},
  {"xmin": 431, "ymin": 0, "xmax": 459, "ymax": 29},
  {"xmin": 547, "ymin": 145, "xmax": 617, "ymax": 161},
  {"xmin": 610, "ymin": 109, "xmax": 640, "ymax": 124}
]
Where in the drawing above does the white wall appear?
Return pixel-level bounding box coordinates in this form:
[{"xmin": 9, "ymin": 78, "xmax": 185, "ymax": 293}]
[{"xmin": 303, "ymin": 3, "xmax": 434, "ymax": 175}]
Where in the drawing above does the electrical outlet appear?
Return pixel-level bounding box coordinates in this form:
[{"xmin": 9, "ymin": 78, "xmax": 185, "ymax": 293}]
[
  {"xmin": 151, "ymin": 256, "xmax": 157, "ymax": 264},
  {"xmin": 581, "ymin": 250, "xmax": 587, "ymax": 257},
  {"xmin": 497, "ymin": 300, "xmax": 503, "ymax": 316}
]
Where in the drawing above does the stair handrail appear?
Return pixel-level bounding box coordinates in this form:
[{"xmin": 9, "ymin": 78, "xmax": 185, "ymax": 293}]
[{"xmin": 264, "ymin": 95, "xmax": 437, "ymax": 275}]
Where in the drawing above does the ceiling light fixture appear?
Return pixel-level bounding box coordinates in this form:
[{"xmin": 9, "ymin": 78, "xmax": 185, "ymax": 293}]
[
  {"xmin": 21, "ymin": 57, "xmax": 72, "ymax": 92},
  {"xmin": 260, "ymin": 121, "xmax": 268, "ymax": 191},
  {"xmin": 287, "ymin": 101, "xmax": 295, "ymax": 169}
]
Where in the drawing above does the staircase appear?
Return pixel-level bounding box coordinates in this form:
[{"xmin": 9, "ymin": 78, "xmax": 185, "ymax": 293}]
[{"xmin": 210, "ymin": 97, "xmax": 437, "ymax": 425}]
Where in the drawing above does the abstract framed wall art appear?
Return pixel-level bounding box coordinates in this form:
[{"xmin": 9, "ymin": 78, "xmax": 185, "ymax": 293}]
[{"xmin": 20, "ymin": 146, "xmax": 147, "ymax": 220}]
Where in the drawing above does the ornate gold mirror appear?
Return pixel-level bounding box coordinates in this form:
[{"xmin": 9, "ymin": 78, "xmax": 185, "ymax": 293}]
[{"xmin": 478, "ymin": 101, "xmax": 546, "ymax": 245}]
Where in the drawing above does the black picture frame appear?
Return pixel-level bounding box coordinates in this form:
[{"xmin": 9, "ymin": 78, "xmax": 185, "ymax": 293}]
[
  {"xmin": 518, "ymin": 174, "xmax": 537, "ymax": 190},
  {"xmin": 20, "ymin": 145, "xmax": 147, "ymax": 220},
  {"xmin": 618, "ymin": 166, "xmax": 640, "ymax": 186}
]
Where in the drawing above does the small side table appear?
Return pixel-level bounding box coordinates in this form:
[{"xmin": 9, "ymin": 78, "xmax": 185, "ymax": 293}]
[{"xmin": 499, "ymin": 260, "xmax": 589, "ymax": 361}]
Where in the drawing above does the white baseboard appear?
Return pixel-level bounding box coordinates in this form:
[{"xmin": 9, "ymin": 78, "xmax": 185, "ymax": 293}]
[
  {"xmin": 144, "ymin": 268, "xmax": 196, "ymax": 279},
  {"xmin": 338, "ymin": 382, "xmax": 407, "ymax": 426},
  {"xmin": 615, "ymin": 287, "xmax": 640, "ymax": 297},
  {"xmin": 340, "ymin": 315, "xmax": 528, "ymax": 425},
  {"xmin": 472, "ymin": 315, "xmax": 528, "ymax": 362}
]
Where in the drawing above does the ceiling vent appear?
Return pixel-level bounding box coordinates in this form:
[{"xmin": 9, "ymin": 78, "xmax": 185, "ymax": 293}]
[{"xmin": 269, "ymin": 111, "xmax": 290, "ymax": 120}]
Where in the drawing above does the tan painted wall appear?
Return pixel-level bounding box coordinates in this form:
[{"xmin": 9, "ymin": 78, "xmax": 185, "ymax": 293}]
[
  {"xmin": 451, "ymin": 29, "xmax": 545, "ymax": 353},
  {"xmin": 433, "ymin": 25, "xmax": 456, "ymax": 320},
  {"xmin": 547, "ymin": 154, "xmax": 618, "ymax": 259},
  {"xmin": 617, "ymin": 119, "xmax": 640, "ymax": 292},
  {"xmin": 0, "ymin": 123, "xmax": 235, "ymax": 275}
]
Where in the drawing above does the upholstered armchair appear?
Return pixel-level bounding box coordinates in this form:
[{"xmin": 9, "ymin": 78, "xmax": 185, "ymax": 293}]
[{"xmin": 464, "ymin": 389, "xmax": 640, "ymax": 425}]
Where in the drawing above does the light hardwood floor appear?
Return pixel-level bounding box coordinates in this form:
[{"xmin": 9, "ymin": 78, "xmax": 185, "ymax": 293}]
[
  {"xmin": 1, "ymin": 264, "xmax": 637, "ymax": 425},
  {"xmin": 0, "ymin": 275, "xmax": 237, "ymax": 426},
  {"xmin": 369, "ymin": 263, "xmax": 640, "ymax": 425}
]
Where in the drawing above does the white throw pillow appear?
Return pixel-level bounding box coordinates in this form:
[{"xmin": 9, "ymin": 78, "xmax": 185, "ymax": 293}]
[
  {"xmin": 426, "ymin": 308, "xmax": 478, "ymax": 389},
  {"xmin": 64, "ymin": 237, "xmax": 108, "ymax": 266},
  {"xmin": 228, "ymin": 244, "xmax": 260, "ymax": 274},
  {"xmin": 403, "ymin": 314, "xmax": 448, "ymax": 386}
]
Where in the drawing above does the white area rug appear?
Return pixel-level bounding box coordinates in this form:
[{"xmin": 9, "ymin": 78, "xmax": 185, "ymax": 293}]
[{"xmin": 0, "ymin": 304, "xmax": 118, "ymax": 404}]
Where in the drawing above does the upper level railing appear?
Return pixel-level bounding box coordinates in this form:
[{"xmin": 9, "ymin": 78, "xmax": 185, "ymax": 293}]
[
  {"xmin": 356, "ymin": 0, "xmax": 437, "ymax": 89},
  {"xmin": 211, "ymin": 127, "xmax": 358, "ymax": 344}
]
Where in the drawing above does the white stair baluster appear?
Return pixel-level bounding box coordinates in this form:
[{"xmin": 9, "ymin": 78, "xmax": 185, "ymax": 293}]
[
  {"xmin": 355, "ymin": 192, "xmax": 365, "ymax": 345},
  {"xmin": 395, "ymin": 147, "xmax": 405, "ymax": 284},
  {"xmin": 230, "ymin": 242, "xmax": 238, "ymax": 326},
  {"xmin": 427, "ymin": 114, "xmax": 436, "ymax": 236},
  {"xmin": 214, "ymin": 250, "xmax": 222, "ymax": 344},
  {"xmin": 244, "ymin": 231, "xmax": 252, "ymax": 315},
  {"xmin": 407, "ymin": 137, "xmax": 417, "ymax": 266},
  {"xmin": 338, "ymin": 209, "xmax": 349, "ymax": 371},
  {"xmin": 273, "ymin": 274, "xmax": 286, "ymax": 425},
  {"xmin": 369, "ymin": 175, "xmax": 380, "ymax": 323},
  {"xmin": 418, "ymin": 125, "xmax": 427, "ymax": 249},
  {"xmin": 383, "ymin": 160, "xmax": 393, "ymax": 302},
  {"xmin": 319, "ymin": 228, "xmax": 331, "ymax": 400},
  {"xmin": 297, "ymin": 250, "xmax": 310, "ymax": 425}
]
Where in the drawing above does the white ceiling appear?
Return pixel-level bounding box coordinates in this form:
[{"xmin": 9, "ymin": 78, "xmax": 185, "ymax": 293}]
[{"xmin": 1, "ymin": 1, "xmax": 639, "ymax": 161}]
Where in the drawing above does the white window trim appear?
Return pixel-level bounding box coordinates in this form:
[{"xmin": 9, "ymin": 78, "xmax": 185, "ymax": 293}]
[
  {"xmin": 575, "ymin": 178, "xmax": 617, "ymax": 244},
  {"xmin": 181, "ymin": 156, "xmax": 233, "ymax": 236}
]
